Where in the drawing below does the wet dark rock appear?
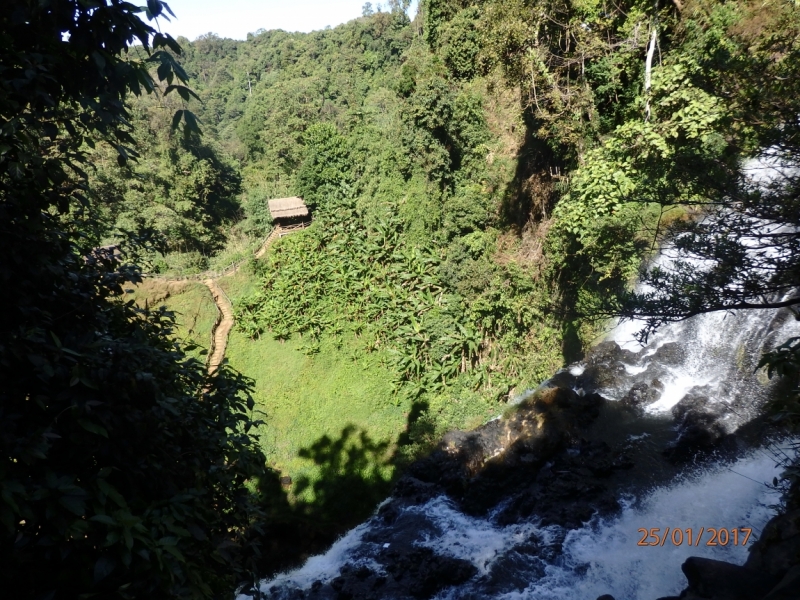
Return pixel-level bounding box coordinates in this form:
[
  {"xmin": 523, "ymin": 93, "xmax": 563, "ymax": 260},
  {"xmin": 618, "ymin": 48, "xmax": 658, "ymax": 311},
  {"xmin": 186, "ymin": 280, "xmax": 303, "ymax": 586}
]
[
  {"xmin": 381, "ymin": 386, "xmax": 625, "ymax": 535},
  {"xmin": 679, "ymin": 556, "xmax": 779, "ymax": 600},
  {"xmin": 403, "ymin": 386, "xmax": 600, "ymax": 494},
  {"xmin": 474, "ymin": 541, "xmax": 548, "ymax": 594},
  {"xmin": 579, "ymin": 363, "xmax": 628, "ymax": 393},
  {"xmin": 621, "ymin": 381, "xmax": 662, "ymax": 409},
  {"xmin": 490, "ymin": 439, "xmax": 624, "ymax": 528},
  {"xmin": 672, "ymin": 389, "xmax": 716, "ymax": 422},
  {"xmin": 381, "ymin": 547, "xmax": 478, "ymax": 599},
  {"xmin": 545, "ymin": 368, "xmax": 579, "ymax": 389},
  {"xmin": 577, "ymin": 341, "xmax": 639, "ymax": 392},
  {"xmin": 587, "ymin": 341, "xmax": 640, "ymax": 365},
  {"xmin": 662, "ymin": 509, "xmax": 800, "ymax": 600},
  {"xmin": 650, "ymin": 342, "xmax": 686, "ymax": 366},
  {"xmin": 303, "ymin": 547, "xmax": 476, "ymax": 600},
  {"xmin": 746, "ymin": 509, "xmax": 800, "ymax": 579},
  {"xmin": 665, "ymin": 389, "xmax": 731, "ymax": 462},
  {"xmin": 762, "ymin": 565, "xmax": 800, "ymax": 600},
  {"xmin": 597, "ymin": 595, "xmax": 616, "ymax": 600},
  {"xmin": 364, "ymin": 506, "xmax": 440, "ymax": 550},
  {"xmin": 390, "ymin": 477, "xmax": 439, "ymax": 508}
]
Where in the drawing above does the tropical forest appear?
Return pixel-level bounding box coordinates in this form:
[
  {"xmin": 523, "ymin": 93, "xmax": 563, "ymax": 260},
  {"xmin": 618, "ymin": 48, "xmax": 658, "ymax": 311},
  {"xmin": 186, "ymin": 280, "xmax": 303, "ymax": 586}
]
[{"xmin": 2, "ymin": 1, "xmax": 800, "ymax": 599}]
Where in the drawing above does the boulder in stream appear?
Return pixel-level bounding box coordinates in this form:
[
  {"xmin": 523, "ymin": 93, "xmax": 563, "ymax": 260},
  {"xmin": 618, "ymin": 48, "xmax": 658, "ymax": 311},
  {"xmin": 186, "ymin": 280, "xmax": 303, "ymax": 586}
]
[{"xmin": 665, "ymin": 388, "xmax": 731, "ymax": 462}]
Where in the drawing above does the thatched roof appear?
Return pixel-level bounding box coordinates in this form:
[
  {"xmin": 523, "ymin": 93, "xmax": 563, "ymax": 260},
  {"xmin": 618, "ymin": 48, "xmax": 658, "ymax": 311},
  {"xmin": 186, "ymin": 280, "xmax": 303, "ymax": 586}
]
[{"xmin": 268, "ymin": 196, "xmax": 309, "ymax": 220}]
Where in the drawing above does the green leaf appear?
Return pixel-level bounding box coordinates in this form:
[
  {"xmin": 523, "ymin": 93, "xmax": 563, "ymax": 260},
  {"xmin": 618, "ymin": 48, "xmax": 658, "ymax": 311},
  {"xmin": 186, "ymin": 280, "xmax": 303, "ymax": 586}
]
[
  {"xmin": 78, "ymin": 419, "xmax": 108, "ymax": 438},
  {"xmin": 157, "ymin": 61, "xmax": 171, "ymax": 83},
  {"xmin": 182, "ymin": 110, "xmax": 202, "ymax": 136},
  {"xmin": 164, "ymin": 85, "xmax": 200, "ymax": 102},
  {"xmin": 97, "ymin": 480, "xmax": 127, "ymax": 509},
  {"xmin": 147, "ymin": 0, "xmax": 163, "ymax": 18},
  {"xmin": 59, "ymin": 495, "xmax": 86, "ymax": 516},
  {"xmin": 123, "ymin": 528, "xmax": 134, "ymax": 550},
  {"xmin": 94, "ymin": 556, "xmax": 116, "ymax": 582},
  {"xmin": 8, "ymin": 162, "xmax": 23, "ymax": 178},
  {"xmin": 89, "ymin": 514, "xmax": 116, "ymax": 526},
  {"xmin": 171, "ymin": 109, "xmax": 184, "ymax": 130},
  {"xmin": 162, "ymin": 543, "xmax": 185, "ymax": 562}
]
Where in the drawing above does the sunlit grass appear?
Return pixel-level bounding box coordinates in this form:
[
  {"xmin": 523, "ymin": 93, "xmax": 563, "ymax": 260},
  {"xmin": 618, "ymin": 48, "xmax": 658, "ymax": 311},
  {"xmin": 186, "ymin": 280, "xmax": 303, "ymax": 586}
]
[
  {"xmin": 127, "ymin": 279, "xmax": 217, "ymax": 363},
  {"xmin": 133, "ymin": 268, "xmax": 409, "ymax": 505}
]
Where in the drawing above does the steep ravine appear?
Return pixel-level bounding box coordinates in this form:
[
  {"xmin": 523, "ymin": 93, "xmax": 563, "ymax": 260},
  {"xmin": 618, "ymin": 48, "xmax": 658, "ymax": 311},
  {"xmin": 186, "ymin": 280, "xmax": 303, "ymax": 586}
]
[{"xmin": 240, "ymin": 299, "xmax": 800, "ymax": 600}]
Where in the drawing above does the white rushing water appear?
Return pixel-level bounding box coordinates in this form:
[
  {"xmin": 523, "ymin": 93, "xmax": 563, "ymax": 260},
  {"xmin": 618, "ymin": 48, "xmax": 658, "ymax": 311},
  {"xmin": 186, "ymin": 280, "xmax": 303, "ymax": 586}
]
[
  {"xmin": 252, "ymin": 520, "xmax": 378, "ymax": 593},
  {"xmin": 604, "ymin": 150, "xmax": 800, "ymax": 418},
  {"xmin": 252, "ymin": 449, "xmax": 784, "ymax": 600},
  {"xmin": 248, "ymin": 159, "xmax": 799, "ymax": 597},
  {"xmin": 486, "ymin": 450, "xmax": 782, "ymax": 600},
  {"xmin": 246, "ymin": 293, "xmax": 799, "ymax": 600},
  {"xmin": 608, "ymin": 299, "xmax": 800, "ymax": 417}
]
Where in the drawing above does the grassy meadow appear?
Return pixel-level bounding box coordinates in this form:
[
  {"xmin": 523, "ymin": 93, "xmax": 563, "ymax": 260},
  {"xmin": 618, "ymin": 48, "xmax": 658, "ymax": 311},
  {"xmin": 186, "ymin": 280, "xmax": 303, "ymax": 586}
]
[{"xmin": 132, "ymin": 259, "xmax": 409, "ymax": 506}]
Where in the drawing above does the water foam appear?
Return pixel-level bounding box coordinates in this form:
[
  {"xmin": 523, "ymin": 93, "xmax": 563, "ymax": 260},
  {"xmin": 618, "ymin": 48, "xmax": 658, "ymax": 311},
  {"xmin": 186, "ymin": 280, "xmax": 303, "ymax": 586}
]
[
  {"xmin": 435, "ymin": 450, "xmax": 783, "ymax": 600},
  {"xmin": 240, "ymin": 521, "xmax": 378, "ymax": 598},
  {"xmin": 608, "ymin": 278, "xmax": 800, "ymax": 416},
  {"xmin": 411, "ymin": 496, "xmax": 546, "ymax": 574}
]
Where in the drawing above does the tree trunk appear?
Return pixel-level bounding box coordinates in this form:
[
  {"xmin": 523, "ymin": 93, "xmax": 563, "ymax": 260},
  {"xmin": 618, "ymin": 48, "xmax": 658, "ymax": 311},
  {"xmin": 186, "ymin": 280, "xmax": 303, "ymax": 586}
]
[{"xmin": 644, "ymin": 26, "xmax": 658, "ymax": 121}]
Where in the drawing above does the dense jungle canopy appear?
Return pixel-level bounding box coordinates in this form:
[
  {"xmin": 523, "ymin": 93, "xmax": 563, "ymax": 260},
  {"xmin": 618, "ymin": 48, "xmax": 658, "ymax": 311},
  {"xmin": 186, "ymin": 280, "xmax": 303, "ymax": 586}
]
[{"xmin": 2, "ymin": 0, "xmax": 800, "ymax": 598}]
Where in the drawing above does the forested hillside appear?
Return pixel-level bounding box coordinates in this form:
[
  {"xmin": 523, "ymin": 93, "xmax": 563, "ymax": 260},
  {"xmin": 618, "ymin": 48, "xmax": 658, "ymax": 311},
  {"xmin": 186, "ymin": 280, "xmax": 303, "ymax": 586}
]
[
  {"xmin": 4, "ymin": 0, "xmax": 799, "ymax": 597},
  {"xmin": 109, "ymin": 0, "xmax": 800, "ymax": 443}
]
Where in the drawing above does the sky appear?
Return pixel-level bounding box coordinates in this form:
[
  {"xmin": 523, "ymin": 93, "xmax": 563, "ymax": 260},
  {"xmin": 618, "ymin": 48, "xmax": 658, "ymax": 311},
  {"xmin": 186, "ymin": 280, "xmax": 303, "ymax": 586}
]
[{"xmin": 156, "ymin": 0, "xmax": 419, "ymax": 41}]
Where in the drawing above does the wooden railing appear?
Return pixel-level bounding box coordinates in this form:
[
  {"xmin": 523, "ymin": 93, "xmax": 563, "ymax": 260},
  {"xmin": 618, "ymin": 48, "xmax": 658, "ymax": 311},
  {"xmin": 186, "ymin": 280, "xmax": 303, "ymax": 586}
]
[{"xmin": 277, "ymin": 221, "xmax": 310, "ymax": 237}]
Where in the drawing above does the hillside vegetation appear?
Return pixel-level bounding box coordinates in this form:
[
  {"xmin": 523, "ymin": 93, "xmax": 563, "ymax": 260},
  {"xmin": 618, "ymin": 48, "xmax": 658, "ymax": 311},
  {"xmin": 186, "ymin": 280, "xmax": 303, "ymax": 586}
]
[
  {"xmin": 15, "ymin": 0, "xmax": 794, "ymax": 593},
  {"xmin": 135, "ymin": 4, "xmax": 790, "ymax": 396},
  {"xmin": 120, "ymin": 0, "xmax": 800, "ymax": 505}
]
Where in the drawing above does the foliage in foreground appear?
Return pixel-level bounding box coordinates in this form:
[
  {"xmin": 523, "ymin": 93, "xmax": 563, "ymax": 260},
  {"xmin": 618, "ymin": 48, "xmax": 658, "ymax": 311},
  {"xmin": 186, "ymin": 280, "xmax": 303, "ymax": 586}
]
[
  {"xmin": 2, "ymin": 248, "xmax": 269, "ymax": 597},
  {"xmin": 0, "ymin": 1, "xmax": 271, "ymax": 597},
  {"xmin": 759, "ymin": 336, "xmax": 800, "ymax": 508}
]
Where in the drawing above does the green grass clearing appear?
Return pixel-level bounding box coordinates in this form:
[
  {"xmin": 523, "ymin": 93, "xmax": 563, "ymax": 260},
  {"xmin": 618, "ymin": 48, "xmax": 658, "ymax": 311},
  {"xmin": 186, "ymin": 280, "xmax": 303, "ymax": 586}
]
[
  {"xmin": 133, "ymin": 265, "xmax": 410, "ymax": 508},
  {"xmin": 127, "ymin": 279, "xmax": 218, "ymax": 364},
  {"xmin": 216, "ymin": 268, "xmax": 407, "ymax": 503}
]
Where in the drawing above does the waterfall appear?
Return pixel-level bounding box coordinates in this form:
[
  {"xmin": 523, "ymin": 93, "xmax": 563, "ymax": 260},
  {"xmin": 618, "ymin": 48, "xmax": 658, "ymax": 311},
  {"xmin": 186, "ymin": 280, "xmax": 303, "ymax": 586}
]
[
  {"xmin": 497, "ymin": 451, "xmax": 782, "ymax": 599},
  {"xmin": 600, "ymin": 282, "xmax": 798, "ymax": 424},
  {"xmin": 246, "ymin": 451, "xmax": 785, "ymax": 600},
  {"xmin": 245, "ymin": 269, "xmax": 800, "ymax": 599},
  {"xmin": 238, "ymin": 150, "xmax": 800, "ymax": 600}
]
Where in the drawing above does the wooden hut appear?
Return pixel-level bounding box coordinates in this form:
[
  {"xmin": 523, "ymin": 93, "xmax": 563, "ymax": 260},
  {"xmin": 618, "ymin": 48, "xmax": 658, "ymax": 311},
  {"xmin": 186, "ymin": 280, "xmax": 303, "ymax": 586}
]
[{"xmin": 268, "ymin": 196, "xmax": 310, "ymax": 226}]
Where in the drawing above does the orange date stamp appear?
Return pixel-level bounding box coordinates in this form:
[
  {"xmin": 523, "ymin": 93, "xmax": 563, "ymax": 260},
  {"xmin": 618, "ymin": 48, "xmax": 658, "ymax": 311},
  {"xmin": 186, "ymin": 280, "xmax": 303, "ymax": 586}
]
[{"xmin": 637, "ymin": 527, "xmax": 753, "ymax": 547}]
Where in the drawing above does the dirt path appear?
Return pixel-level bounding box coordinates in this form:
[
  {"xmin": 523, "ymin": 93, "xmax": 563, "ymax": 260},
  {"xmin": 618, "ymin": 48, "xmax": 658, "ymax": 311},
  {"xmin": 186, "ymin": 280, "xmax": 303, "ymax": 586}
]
[
  {"xmin": 204, "ymin": 279, "xmax": 235, "ymax": 374},
  {"xmin": 163, "ymin": 224, "xmax": 306, "ymax": 374},
  {"xmin": 201, "ymin": 229, "xmax": 280, "ymax": 374},
  {"xmin": 201, "ymin": 226, "xmax": 289, "ymax": 373}
]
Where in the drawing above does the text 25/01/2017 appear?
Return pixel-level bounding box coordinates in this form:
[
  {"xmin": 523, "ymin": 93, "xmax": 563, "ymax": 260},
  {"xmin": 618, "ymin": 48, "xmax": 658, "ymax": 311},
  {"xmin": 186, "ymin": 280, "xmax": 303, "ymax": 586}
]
[{"xmin": 637, "ymin": 527, "xmax": 753, "ymax": 547}]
